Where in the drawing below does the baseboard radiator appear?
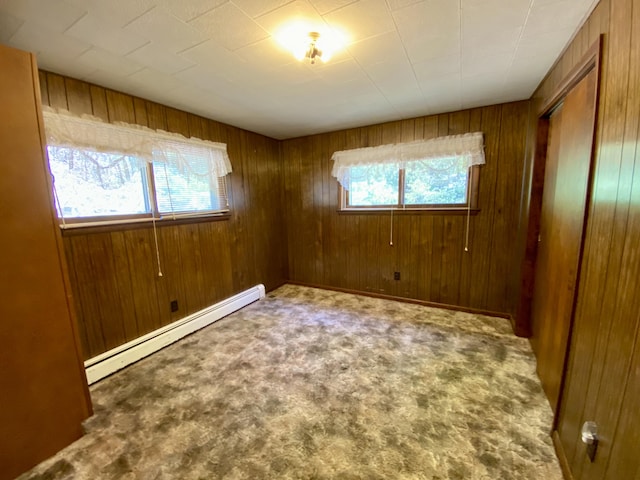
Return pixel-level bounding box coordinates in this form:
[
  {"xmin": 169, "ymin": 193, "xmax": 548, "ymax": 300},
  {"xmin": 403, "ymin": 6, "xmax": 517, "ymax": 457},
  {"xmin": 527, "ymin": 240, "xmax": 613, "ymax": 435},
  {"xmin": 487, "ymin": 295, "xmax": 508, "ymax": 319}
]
[{"xmin": 84, "ymin": 284, "xmax": 266, "ymax": 385}]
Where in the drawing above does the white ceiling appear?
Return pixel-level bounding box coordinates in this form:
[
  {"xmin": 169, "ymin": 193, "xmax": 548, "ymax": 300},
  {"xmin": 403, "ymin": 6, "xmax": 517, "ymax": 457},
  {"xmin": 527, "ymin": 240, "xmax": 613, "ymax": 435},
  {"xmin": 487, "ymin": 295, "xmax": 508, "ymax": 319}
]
[{"xmin": 0, "ymin": 0, "xmax": 597, "ymax": 139}]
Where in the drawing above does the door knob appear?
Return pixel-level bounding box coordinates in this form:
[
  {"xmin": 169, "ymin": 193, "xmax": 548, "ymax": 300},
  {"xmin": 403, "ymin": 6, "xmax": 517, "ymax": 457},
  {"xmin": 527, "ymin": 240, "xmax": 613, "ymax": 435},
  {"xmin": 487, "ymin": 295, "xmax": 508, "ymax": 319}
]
[{"xmin": 581, "ymin": 421, "xmax": 598, "ymax": 462}]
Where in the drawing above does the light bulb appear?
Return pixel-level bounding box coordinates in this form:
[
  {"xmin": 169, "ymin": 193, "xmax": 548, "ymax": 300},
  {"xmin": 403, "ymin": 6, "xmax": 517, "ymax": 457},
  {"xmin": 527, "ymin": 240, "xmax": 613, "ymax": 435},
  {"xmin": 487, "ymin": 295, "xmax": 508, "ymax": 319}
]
[{"xmin": 274, "ymin": 23, "xmax": 348, "ymax": 64}]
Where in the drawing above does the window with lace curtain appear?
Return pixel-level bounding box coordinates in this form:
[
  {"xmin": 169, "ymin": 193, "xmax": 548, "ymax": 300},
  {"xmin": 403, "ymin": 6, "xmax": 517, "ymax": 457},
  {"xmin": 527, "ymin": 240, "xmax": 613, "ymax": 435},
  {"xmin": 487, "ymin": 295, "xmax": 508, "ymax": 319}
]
[
  {"xmin": 42, "ymin": 107, "xmax": 232, "ymax": 225},
  {"xmin": 332, "ymin": 132, "xmax": 484, "ymax": 211}
]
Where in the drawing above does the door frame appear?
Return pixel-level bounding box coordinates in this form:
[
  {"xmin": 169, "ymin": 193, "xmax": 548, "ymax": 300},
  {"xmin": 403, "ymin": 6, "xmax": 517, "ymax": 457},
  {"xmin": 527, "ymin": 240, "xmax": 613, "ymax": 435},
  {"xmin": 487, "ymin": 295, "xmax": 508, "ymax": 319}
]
[{"xmin": 517, "ymin": 37, "xmax": 602, "ymax": 479}]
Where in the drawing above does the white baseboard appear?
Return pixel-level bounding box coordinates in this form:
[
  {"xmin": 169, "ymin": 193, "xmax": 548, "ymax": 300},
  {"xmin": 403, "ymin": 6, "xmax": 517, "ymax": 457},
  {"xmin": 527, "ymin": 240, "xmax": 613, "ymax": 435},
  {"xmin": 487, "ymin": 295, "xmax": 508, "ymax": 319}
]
[{"xmin": 84, "ymin": 284, "xmax": 266, "ymax": 385}]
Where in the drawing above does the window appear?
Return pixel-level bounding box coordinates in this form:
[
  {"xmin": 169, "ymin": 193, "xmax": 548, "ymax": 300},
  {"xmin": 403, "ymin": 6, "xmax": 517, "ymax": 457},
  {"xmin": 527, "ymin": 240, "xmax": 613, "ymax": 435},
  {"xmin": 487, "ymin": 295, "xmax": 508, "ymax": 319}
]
[
  {"xmin": 43, "ymin": 107, "xmax": 232, "ymax": 225},
  {"xmin": 152, "ymin": 160, "xmax": 227, "ymax": 215},
  {"xmin": 48, "ymin": 148, "xmax": 151, "ymax": 218},
  {"xmin": 332, "ymin": 133, "xmax": 484, "ymax": 211},
  {"xmin": 347, "ymin": 164, "xmax": 399, "ymax": 206},
  {"xmin": 344, "ymin": 156, "xmax": 478, "ymax": 209},
  {"xmin": 48, "ymin": 147, "xmax": 229, "ymax": 221}
]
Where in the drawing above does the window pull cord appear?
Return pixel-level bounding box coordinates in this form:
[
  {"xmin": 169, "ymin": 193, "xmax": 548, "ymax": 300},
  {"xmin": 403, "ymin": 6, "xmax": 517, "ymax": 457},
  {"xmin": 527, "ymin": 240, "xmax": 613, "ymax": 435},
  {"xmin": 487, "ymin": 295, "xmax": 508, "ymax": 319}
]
[
  {"xmin": 464, "ymin": 192, "xmax": 471, "ymax": 252},
  {"xmin": 152, "ymin": 161, "xmax": 179, "ymax": 277},
  {"xmin": 390, "ymin": 208, "xmax": 394, "ymax": 246},
  {"xmin": 162, "ymin": 162, "xmax": 177, "ymax": 221},
  {"xmin": 151, "ymin": 212, "xmax": 163, "ymax": 277}
]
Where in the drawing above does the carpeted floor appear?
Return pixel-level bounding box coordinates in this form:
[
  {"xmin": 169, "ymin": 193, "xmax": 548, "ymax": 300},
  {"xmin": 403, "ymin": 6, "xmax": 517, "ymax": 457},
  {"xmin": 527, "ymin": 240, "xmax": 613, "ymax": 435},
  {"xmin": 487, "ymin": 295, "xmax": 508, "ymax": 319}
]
[{"xmin": 18, "ymin": 285, "xmax": 562, "ymax": 480}]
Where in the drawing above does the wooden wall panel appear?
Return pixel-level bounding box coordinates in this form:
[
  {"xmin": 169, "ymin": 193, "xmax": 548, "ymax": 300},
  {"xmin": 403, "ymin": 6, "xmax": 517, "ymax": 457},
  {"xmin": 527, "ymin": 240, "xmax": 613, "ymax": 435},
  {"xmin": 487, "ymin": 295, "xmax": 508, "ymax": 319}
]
[
  {"xmin": 64, "ymin": 78, "xmax": 92, "ymax": 115},
  {"xmin": 489, "ymin": 103, "xmax": 529, "ymax": 309},
  {"xmin": 40, "ymin": 72, "xmax": 287, "ymax": 360},
  {"xmin": 282, "ymin": 101, "xmax": 530, "ymax": 315},
  {"xmin": 522, "ymin": 0, "xmax": 640, "ymax": 478}
]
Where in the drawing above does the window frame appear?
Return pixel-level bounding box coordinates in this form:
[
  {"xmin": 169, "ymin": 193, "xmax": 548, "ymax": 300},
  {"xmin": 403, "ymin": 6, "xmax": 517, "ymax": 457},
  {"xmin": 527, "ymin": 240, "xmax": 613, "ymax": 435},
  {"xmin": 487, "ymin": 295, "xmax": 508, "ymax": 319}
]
[
  {"xmin": 339, "ymin": 164, "xmax": 480, "ymax": 213},
  {"xmin": 49, "ymin": 151, "xmax": 231, "ymax": 228}
]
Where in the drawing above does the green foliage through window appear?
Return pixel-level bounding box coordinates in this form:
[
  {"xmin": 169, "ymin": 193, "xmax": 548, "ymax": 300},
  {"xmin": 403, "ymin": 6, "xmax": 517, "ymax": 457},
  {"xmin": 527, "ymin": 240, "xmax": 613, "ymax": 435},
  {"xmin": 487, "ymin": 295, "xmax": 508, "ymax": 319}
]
[
  {"xmin": 345, "ymin": 156, "xmax": 471, "ymax": 208},
  {"xmin": 404, "ymin": 157, "xmax": 467, "ymax": 205},
  {"xmin": 348, "ymin": 164, "xmax": 399, "ymax": 206}
]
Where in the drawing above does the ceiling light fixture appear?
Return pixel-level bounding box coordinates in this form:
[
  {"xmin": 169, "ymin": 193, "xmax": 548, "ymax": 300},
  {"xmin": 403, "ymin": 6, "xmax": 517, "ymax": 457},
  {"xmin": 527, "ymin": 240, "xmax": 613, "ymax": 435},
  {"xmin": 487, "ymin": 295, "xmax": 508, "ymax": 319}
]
[
  {"xmin": 275, "ymin": 23, "xmax": 347, "ymax": 65},
  {"xmin": 301, "ymin": 32, "xmax": 322, "ymax": 64}
]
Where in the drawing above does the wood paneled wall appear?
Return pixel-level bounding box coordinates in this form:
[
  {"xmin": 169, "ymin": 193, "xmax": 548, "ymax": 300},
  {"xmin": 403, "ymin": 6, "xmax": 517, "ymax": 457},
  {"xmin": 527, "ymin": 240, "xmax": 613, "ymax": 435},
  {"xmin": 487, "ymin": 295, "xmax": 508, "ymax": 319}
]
[
  {"xmin": 281, "ymin": 101, "xmax": 530, "ymax": 315},
  {"xmin": 39, "ymin": 72, "xmax": 287, "ymax": 360},
  {"xmin": 523, "ymin": 0, "xmax": 640, "ymax": 478}
]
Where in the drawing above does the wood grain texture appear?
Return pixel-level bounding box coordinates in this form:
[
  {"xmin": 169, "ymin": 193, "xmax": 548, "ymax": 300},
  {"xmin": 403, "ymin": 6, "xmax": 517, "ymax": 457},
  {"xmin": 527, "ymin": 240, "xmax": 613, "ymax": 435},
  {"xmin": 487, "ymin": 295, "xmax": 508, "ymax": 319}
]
[
  {"xmin": 515, "ymin": 117, "xmax": 548, "ymax": 337},
  {"xmin": 529, "ymin": 67, "xmax": 598, "ymax": 414},
  {"xmin": 40, "ymin": 72, "xmax": 287, "ymax": 360},
  {"xmin": 282, "ymin": 102, "xmax": 530, "ymax": 315},
  {"xmin": 0, "ymin": 45, "xmax": 91, "ymax": 480},
  {"xmin": 525, "ymin": 0, "xmax": 640, "ymax": 478}
]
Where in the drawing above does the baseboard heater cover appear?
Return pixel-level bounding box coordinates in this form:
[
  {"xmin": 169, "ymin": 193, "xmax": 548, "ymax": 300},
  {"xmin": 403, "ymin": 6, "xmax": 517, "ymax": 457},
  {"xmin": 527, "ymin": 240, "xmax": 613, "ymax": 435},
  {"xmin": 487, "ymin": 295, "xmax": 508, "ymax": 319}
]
[{"xmin": 84, "ymin": 284, "xmax": 266, "ymax": 385}]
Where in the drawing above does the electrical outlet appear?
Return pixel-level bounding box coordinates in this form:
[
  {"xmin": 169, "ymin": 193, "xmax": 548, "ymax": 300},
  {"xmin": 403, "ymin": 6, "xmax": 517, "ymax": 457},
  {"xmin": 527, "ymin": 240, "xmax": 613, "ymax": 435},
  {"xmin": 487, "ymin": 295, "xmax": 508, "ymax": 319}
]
[
  {"xmin": 394, "ymin": 271, "xmax": 401, "ymax": 280},
  {"xmin": 170, "ymin": 300, "xmax": 178, "ymax": 312}
]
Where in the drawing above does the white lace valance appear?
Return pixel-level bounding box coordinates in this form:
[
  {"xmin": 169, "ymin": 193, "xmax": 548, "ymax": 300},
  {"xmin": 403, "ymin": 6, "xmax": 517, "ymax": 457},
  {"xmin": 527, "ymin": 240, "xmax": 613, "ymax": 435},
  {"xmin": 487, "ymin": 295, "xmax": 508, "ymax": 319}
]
[
  {"xmin": 42, "ymin": 106, "xmax": 232, "ymax": 179},
  {"xmin": 331, "ymin": 132, "xmax": 484, "ymax": 189}
]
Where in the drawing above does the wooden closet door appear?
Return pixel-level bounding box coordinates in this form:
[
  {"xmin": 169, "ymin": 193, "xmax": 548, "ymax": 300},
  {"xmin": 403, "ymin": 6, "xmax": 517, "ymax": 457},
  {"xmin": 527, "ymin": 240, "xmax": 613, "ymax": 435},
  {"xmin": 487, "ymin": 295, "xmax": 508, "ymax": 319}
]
[
  {"xmin": 530, "ymin": 67, "xmax": 598, "ymax": 413},
  {"xmin": 0, "ymin": 45, "xmax": 91, "ymax": 480}
]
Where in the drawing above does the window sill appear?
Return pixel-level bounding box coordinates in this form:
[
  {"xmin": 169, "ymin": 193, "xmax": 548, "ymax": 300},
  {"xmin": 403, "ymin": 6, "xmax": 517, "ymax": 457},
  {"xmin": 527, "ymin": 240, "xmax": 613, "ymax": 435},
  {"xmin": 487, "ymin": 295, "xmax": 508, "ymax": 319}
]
[
  {"xmin": 60, "ymin": 212, "xmax": 231, "ymax": 236},
  {"xmin": 338, "ymin": 208, "xmax": 480, "ymax": 216}
]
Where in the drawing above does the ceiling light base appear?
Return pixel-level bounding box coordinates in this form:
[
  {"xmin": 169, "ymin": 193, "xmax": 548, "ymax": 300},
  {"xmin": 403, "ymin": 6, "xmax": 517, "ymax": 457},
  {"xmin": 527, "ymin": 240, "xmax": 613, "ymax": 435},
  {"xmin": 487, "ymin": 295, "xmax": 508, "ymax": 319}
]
[{"xmin": 305, "ymin": 32, "xmax": 323, "ymax": 64}]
